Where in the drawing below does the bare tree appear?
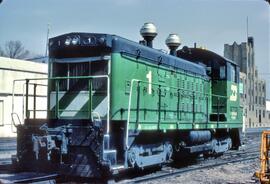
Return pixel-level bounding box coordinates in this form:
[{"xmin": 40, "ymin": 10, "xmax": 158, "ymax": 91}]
[
  {"xmin": 2, "ymin": 40, "xmax": 30, "ymax": 59},
  {"xmin": 0, "ymin": 46, "xmax": 4, "ymax": 56}
]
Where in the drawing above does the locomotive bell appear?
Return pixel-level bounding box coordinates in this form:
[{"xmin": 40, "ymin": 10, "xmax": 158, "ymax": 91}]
[
  {"xmin": 166, "ymin": 34, "xmax": 181, "ymax": 56},
  {"xmin": 140, "ymin": 22, "xmax": 157, "ymax": 48}
]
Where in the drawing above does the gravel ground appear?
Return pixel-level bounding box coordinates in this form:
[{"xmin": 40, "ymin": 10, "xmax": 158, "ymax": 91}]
[
  {"xmin": 131, "ymin": 133, "xmax": 262, "ymax": 184},
  {"xmin": 143, "ymin": 159, "xmax": 260, "ymax": 184}
]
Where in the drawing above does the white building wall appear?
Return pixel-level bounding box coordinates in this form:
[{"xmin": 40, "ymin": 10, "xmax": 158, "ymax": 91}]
[{"xmin": 0, "ymin": 57, "xmax": 48, "ymax": 137}]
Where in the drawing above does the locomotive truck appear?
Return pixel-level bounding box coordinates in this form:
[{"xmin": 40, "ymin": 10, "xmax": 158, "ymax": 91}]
[{"xmin": 12, "ymin": 23, "xmax": 242, "ymax": 180}]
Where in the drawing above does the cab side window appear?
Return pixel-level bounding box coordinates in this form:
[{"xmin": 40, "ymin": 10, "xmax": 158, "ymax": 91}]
[
  {"xmin": 219, "ymin": 66, "xmax": 226, "ymax": 79},
  {"xmin": 227, "ymin": 63, "xmax": 237, "ymax": 83}
]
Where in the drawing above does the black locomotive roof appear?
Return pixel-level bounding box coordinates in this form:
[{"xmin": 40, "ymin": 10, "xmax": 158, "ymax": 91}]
[
  {"xmin": 49, "ymin": 33, "xmax": 207, "ymax": 77},
  {"xmin": 177, "ymin": 47, "xmax": 238, "ymax": 67},
  {"xmin": 111, "ymin": 36, "xmax": 207, "ymax": 77}
]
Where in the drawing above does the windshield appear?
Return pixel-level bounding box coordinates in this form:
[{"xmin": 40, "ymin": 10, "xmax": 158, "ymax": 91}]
[{"xmin": 51, "ymin": 60, "xmax": 108, "ymax": 91}]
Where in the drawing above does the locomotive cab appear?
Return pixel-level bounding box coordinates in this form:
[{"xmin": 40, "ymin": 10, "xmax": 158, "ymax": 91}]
[{"xmin": 177, "ymin": 48, "xmax": 242, "ymax": 147}]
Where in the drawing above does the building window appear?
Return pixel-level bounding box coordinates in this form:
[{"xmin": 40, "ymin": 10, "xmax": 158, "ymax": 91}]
[
  {"xmin": 256, "ymin": 110, "xmax": 257, "ymax": 117},
  {"xmin": 263, "ymin": 110, "xmax": 265, "ymax": 118},
  {"xmin": 259, "ymin": 110, "xmax": 261, "ymax": 123}
]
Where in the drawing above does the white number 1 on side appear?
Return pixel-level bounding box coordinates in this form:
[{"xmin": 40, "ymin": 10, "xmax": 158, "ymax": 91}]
[{"xmin": 146, "ymin": 71, "xmax": 152, "ymax": 95}]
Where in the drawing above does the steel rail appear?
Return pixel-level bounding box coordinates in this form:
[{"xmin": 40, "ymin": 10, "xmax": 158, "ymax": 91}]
[
  {"xmin": 9, "ymin": 174, "xmax": 58, "ymax": 183},
  {"xmin": 128, "ymin": 155, "xmax": 258, "ymax": 183}
]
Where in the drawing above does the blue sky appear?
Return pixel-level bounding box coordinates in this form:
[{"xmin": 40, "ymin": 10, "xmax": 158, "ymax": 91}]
[{"xmin": 0, "ymin": 0, "xmax": 269, "ymax": 97}]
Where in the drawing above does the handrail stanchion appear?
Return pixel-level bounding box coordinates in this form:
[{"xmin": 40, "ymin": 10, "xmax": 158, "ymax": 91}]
[
  {"xmin": 206, "ymin": 95, "xmax": 209, "ymax": 127},
  {"xmin": 135, "ymin": 82, "xmax": 141, "ymax": 130},
  {"xmin": 25, "ymin": 79, "xmax": 30, "ymax": 119},
  {"xmin": 192, "ymin": 91, "xmax": 195, "ymax": 129},
  {"xmin": 33, "ymin": 83, "xmax": 37, "ymax": 119},
  {"xmin": 217, "ymin": 97, "xmax": 220, "ymax": 128},
  {"xmin": 126, "ymin": 79, "xmax": 140, "ymax": 150},
  {"xmin": 55, "ymin": 80, "xmax": 59, "ymax": 119},
  {"xmin": 177, "ymin": 89, "xmax": 180, "ymax": 121},
  {"xmin": 158, "ymin": 85, "xmax": 161, "ymax": 130},
  {"xmin": 88, "ymin": 79, "xmax": 92, "ymax": 120}
]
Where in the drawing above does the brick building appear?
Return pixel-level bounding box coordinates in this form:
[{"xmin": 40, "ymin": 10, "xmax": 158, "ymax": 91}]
[{"xmin": 224, "ymin": 37, "xmax": 268, "ymax": 128}]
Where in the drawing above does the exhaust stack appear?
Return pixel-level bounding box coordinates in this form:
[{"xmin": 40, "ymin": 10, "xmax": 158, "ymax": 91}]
[
  {"xmin": 140, "ymin": 23, "xmax": 157, "ymax": 48},
  {"xmin": 166, "ymin": 34, "xmax": 181, "ymax": 56}
]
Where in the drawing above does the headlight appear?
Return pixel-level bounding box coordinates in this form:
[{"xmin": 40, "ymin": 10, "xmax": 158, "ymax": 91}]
[
  {"xmin": 72, "ymin": 36, "xmax": 80, "ymax": 45},
  {"xmin": 64, "ymin": 37, "xmax": 71, "ymax": 46}
]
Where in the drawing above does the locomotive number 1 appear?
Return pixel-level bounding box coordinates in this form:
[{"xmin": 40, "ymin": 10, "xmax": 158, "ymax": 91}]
[{"xmin": 146, "ymin": 71, "xmax": 152, "ymax": 95}]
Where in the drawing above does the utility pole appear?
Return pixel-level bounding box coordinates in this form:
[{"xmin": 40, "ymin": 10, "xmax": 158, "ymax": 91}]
[
  {"xmin": 45, "ymin": 23, "xmax": 50, "ymax": 57},
  {"xmin": 246, "ymin": 16, "xmax": 249, "ymax": 40}
]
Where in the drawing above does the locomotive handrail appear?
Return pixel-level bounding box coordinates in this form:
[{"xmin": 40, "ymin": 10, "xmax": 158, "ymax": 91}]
[
  {"xmin": 126, "ymin": 78, "xmax": 212, "ymax": 149},
  {"xmin": 12, "ymin": 75, "xmax": 111, "ymax": 134},
  {"xmin": 134, "ymin": 79, "xmax": 210, "ymax": 96},
  {"xmin": 12, "ymin": 79, "xmax": 48, "ymax": 132},
  {"xmin": 211, "ymin": 94, "xmax": 228, "ymax": 99},
  {"xmin": 49, "ymin": 75, "xmax": 110, "ymax": 134},
  {"xmin": 11, "ymin": 112, "xmax": 21, "ymax": 128},
  {"xmin": 125, "ymin": 77, "xmax": 231, "ymax": 149},
  {"xmin": 126, "ymin": 79, "xmax": 141, "ymax": 149}
]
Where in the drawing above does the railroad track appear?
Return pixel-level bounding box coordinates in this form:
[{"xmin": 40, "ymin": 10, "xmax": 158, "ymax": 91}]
[
  {"xmin": 118, "ymin": 140, "xmax": 260, "ymax": 184},
  {"xmin": 0, "ymin": 132, "xmax": 261, "ymax": 183},
  {"xmin": 123, "ymin": 154, "xmax": 258, "ymax": 183}
]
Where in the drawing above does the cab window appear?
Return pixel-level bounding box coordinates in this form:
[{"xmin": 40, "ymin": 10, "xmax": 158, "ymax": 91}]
[
  {"xmin": 227, "ymin": 63, "xmax": 237, "ymax": 83},
  {"xmin": 220, "ymin": 66, "xmax": 226, "ymax": 79}
]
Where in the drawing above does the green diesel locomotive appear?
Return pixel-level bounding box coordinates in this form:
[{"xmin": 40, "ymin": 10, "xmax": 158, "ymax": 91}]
[{"xmin": 14, "ymin": 23, "xmax": 242, "ymax": 179}]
